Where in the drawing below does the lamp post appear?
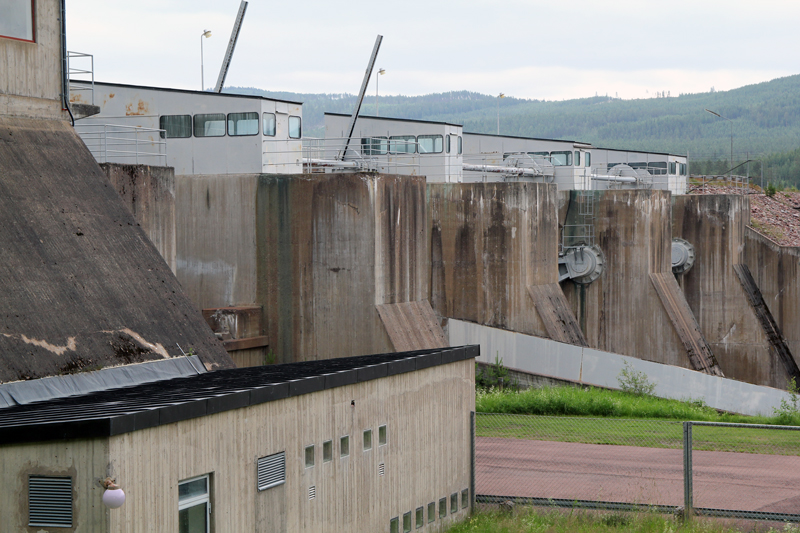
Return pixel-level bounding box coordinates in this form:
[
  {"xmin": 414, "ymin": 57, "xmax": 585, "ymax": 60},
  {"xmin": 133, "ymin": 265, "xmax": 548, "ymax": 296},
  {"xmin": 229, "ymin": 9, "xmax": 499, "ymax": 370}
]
[
  {"xmin": 375, "ymin": 68, "xmax": 385, "ymax": 116},
  {"xmin": 705, "ymin": 108, "xmax": 733, "ymax": 178},
  {"xmin": 497, "ymin": 93, "xmax": 505, "ymax": 134},
  {"xmin": 200, "ymin": 29, "xmax": 212, "ymax": 91}
]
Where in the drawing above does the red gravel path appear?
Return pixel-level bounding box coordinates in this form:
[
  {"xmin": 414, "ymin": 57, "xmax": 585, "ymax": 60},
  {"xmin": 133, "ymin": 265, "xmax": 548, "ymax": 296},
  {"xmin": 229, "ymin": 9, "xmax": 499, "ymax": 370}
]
[{"xmin": 477, "ymin": 437, "xmax": 800, "ymax": 514}]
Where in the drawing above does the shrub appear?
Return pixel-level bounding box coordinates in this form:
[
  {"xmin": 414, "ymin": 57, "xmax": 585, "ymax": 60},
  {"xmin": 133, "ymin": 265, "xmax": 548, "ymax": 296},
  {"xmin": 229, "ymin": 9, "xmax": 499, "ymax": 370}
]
[{"xmin": 617, "ymin": 361, "xmax": 656, "ymax": 396}]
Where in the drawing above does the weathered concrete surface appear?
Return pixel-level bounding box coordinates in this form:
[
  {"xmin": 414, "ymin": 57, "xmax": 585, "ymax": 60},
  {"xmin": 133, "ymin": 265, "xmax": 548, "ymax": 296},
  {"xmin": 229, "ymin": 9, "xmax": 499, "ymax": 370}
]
[
  {"xmin": 101, "ymin": 163, "xmax": 176, "ymax": 273},
  {"xmin": 674, "ymin": 195, "xmax": 785, "ymax": 387},
  {"xmin": 176, "ymin": 173, "xmax": 258, "ymax": 309},
  {"xmin": 745, "ymin": 227, "xmax": 800, "ymax": 365},
  {"xmin": 0, "ymin": 0, "xmax": 68, "ymax": 121},
  {"xmin": 561, "ymin": 190, "xmax": 692, "ymax": 367},
  {"xmin": 0, "ymin": 117, "xmax": 234, "ymax": 381},
  {"xmin": 428, "ymin": 183, "xmax": 560, "ymax": 339},
  {"xmin": 257, "ymin": 173, "xmax": 428, "ymax": 363}
]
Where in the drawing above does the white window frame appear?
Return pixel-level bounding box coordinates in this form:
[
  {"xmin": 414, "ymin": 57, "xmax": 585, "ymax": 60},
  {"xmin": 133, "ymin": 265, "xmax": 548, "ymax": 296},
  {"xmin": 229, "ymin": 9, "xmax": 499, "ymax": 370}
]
[{"xmin": 178, "ymin": 474, "xmax": 211, "ymax": 533}]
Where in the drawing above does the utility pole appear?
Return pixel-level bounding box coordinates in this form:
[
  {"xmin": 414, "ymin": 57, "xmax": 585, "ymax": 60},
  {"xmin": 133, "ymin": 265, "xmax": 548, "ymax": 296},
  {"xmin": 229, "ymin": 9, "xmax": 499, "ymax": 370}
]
[{"xmin": 497, "ymin": 93, "xmax": 505, "ymax": 134}]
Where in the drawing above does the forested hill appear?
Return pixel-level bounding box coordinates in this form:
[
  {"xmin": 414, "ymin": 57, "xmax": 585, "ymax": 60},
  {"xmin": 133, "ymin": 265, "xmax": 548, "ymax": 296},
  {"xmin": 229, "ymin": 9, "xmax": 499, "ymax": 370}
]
[{"xmin": 226, "ymin": 74, "xmax": 800, "ymax": 185}]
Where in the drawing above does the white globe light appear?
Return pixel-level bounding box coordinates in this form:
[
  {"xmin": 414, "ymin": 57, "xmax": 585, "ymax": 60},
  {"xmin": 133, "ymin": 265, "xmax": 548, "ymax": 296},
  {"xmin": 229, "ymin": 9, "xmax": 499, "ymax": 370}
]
[{"xmin": 102, "ymin": 488, "xmax": 126, "ymax": 509}]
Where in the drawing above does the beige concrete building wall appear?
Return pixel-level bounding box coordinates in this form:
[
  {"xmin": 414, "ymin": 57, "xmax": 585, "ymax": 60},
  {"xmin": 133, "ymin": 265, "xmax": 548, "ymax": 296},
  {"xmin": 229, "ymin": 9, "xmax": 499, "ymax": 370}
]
[
  {"xmin": 428, "ymin": 183, "xmax": 560, "ymax": 338},
  {"xmin": 745, "ymin": 227, "xmax": 800, "ymax": 363},
  {"xmin": 102, "ymin": 359, "xmax": 473, "ymax": 533},
  {"xmin": 102, "ymin": 163, "xmax": 177, "ymax": 273},
  {"xmin": 562, "ymin": 190, "xmax": 691, "ymax": 367},
  {"xmin": 0, "ymin": 438, "xmax": 109, "ymax": 532},
  {"xmin": 674, "ymin": 195, "xmax": 784, "ymax": 387},
  {"xmin": 0, "ymin": 0, "xmax": 67, "ymax": 120}
]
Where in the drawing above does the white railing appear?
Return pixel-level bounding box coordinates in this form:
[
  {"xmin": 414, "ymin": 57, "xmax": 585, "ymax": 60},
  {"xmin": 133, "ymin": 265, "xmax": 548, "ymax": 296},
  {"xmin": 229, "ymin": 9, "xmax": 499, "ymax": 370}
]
[
  {"xmin": 74, "ymin": 124, "xmax": 167, "ymax": 166},
  {"xmin": 67, "ymin": 51, "xmax": 94, "ymax": 106}
]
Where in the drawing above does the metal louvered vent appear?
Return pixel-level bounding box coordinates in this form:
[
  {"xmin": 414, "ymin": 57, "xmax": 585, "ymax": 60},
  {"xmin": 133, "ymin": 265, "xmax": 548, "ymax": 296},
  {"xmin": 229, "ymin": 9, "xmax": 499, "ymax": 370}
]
[
  {"xmin": 257, "ymin": 452, "xmax": 286, "ymax": 491},
  {"xmin": 379, "ymin": 462, "xmax": 385, "ymax": 476},
  {"xmin": 28, "ymin": 476, "xmax": 73, "ymax": 528},
  {"xmin": 308, "ymin": 485, "xmax": 316, "ymax": 500}
]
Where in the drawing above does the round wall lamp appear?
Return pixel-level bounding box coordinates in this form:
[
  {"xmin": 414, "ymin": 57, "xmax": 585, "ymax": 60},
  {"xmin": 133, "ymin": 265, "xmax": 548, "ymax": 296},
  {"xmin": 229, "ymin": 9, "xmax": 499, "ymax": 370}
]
[{"xmin": 101, "ymin": 477, "xmax": 126, "ymax": 509}]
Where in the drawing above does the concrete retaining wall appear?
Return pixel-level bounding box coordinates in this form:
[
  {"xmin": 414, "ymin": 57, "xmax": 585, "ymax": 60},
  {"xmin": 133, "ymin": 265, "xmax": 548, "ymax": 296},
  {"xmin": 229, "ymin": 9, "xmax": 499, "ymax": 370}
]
[
  {"xmin": 673, "ymin": 195, "xmax": 783, "ymax": 387},
  {"xmin": 449, "ymin": 318, "xmax": 792, "ymax": 416}
]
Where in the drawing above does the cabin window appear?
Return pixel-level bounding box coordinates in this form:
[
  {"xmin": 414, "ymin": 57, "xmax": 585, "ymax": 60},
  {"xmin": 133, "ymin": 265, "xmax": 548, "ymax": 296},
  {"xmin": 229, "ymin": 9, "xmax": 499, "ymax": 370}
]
[
  {"xmin": 194, "ymin": 114, "xmax": 226, "ymax": 137},
  {"xmin": 446, "ymin": 135, "xmax": 451, "ymax": 153},
  {"xmin": 227, "ymin": 112, "xmax": 258, "ymax": 136},
  {"xmin": 363, "ymin": 429, "xmax": 372, "ymax": 451},
  {"xmin": 458, "ymin": 135, "xmax": 462, "ymax": 155},
  {"xmin": 585, "ymin": 152, "xmax": 591, "ymax": 167},
  {"xmin": 323, "ymin": 440, "xmax": 332, "ymax": 463},
  {"xmin": 159, "ymin": 115, "xmax": 192, "ymax": 139},
  {"xmin": 529, "ymin": 151, "xmax": 549, "ymax": 159},
  {"xmin": 389, "ymin": 135, "xmax": 416, "ymax": 154},
  {"xmin": 0, "ymin": 0, "xmax": 34, "ymax": 42},
  {"xmin": 304, "ymin": 445, "xmax": 315, "ymax": 468},
  {"xmin": 288, "ymin": 115, "xmax": 302, "ymax": 138},
  {"xmin": 362, "ymin": 137, "xmax": 388, "ymax": 156},
  {"xmin": 669, "ymin": 162, "xmax": 677, "ymax": 174},
  {"xmin": 340, "ymin": 435, "xmax": 350, "ymax": 457},
  {"xmin": 680, "ymin": 163, "xmax": 687, "ymax": 175},
  {"xmin": 262, "ymin": 113, "xmax": 276, "ymax": 136},
  {"xmin": 379, "ymin": 424, "xmax": 387, "ymax": 446},
  {"xmin": 574, "ymin": 151, "xmax": 581, "ymax": 166},
  {"xmin": 428, "ymin": 502, "xmax": 436, "ymax": 522},
  {"xmin": 418, "ymin": 135, "xmax": 443, "ymax": 154},
  {"xmin": 550, "ymin": 151, "xmax": 573, "ymax": 166},
  {"xmin": 178, "ymin": 475, "xmax": 211, "ymax": 533}
]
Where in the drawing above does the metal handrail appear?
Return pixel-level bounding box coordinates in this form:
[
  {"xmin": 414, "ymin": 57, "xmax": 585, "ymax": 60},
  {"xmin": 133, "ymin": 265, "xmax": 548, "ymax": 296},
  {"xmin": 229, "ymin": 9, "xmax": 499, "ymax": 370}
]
[
  {"xmin": 74, "ymin": 123, "xmax": 167, "ymax": 165},
  {"xmin": 67, "ymin": 51, "xmax": 94, "ymax": 106}
]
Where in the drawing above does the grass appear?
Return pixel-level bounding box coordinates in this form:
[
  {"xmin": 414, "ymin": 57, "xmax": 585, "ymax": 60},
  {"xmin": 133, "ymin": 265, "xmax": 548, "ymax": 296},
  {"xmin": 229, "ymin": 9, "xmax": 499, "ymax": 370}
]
[
  {"xmin": 445, "ymin": 509, "xmax": 800, "ymax": 533},
  {"xmin": 476, "ymin": 387, "xmax": 800, "ymax": 455}
]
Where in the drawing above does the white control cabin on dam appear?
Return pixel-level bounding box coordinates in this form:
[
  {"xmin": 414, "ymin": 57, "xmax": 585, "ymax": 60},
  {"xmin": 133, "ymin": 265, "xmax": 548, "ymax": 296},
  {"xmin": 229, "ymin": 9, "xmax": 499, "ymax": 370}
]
[{"xmin": 71, "ymin": 81, "xmax": 303, "ymax": 175}]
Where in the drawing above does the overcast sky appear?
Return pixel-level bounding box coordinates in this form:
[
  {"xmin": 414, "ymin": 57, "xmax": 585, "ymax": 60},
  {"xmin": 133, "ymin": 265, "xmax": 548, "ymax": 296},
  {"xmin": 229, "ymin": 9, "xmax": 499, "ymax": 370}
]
[{"xmin": 66, "ymin": 0, "xmax": 799, "ymax": 101}]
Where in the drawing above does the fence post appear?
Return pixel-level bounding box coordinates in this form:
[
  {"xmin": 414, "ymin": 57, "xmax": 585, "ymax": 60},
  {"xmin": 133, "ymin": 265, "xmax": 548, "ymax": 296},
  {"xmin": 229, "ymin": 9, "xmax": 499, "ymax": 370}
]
[
  {"xmin": 470, "ymin": 410, "xmax": 476, "ymax": 514},
  {"xmin": 683, "ymin": 421, "xmax": 693, "ymax": 521}
]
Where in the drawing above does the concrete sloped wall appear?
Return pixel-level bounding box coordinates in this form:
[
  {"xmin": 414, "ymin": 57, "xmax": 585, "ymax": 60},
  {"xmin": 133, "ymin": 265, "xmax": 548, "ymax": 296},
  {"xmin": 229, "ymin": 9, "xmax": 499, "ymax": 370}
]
[
  {"xmin": 428, "ymin": 183, "xmax": 560, "ymax": 339},
  {"xmin": 102, "ymin": 163, "xmax": 177, "ymax": 273},
  {"xmin": 674, "ymin": 195, "xmax": 785, "ymax": 387},
  {"xmin": 745, "ymin": 227, "xmax": 800, "ymax": 364},
  {"xmin": 257, "ymin": 173, "xmax": 428, "ymax": 363},
  {"xmin": 561, "ymin": 189, "xmax": 691, "ymax": 367}
]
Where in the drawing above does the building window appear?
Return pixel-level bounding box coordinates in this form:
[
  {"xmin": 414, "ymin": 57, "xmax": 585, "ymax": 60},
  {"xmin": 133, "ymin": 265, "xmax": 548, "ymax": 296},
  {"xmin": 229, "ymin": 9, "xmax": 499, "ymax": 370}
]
[
  {"xmin": 305, "ymin": 445, "xmax": 315, "ymax": 468},
  {"xmin": 427, "ymin": 502, "xmax": 435, "ymax": 523},
  {"xmin": 178, "ymin": 475, "xmax": 210, "ymax": 533},
  {"xmin": 575, "ymin": 151, "xmax": 581, "ymax": 166},
  {"xmin": 159, "ymin": 115, "xmax": 192, "ymax": 139},
  {"xmin": 363, "ymin": 429, "xmax": 372, "ymax": 451},
  {"xmin": 379, "ymin": 424, "xmax": 387, "ymax": 446},
  {"xmin": 458, "ymin": 135, "xmax": 462, "ymax": 155},
  {"xmin": 323, "ymin": 440, "xmax": 332, "ymax": 463},
  {"xmin": 416, "ymin": 507, "xmax": 424, "ymax": 528},
  {"xmin": 340, "ymin": 435, "xmax": 350, "ymax": 457},
  {"xmin": 389, "ymin": 135, "xmax": 416, "ymax": 154},
  {"xmin": 461, "ymin": 488, "xmax": 469, "ymax": 509},
  {"xmin": 288, "ymin": 115, "xmax": 302, "ymax": 139},
  {"xmin": 0, "ymin": 0, "xmax": 34, "ymax": 42},
  {"xmin": 228, "ymin": 112, "xmax": 259, "ymax": 136},
  {"xmin": 418, "ymin": 135, "xmax": 443, "ymax": 154},
  {"xmin": 390, "ymin": 517, "xmax": 399, "ymax": 533},
  {"xmin": 403, "ymin": 511, "xmax": 412, "ymax": 533},
  {"xmin": 586, "ymin": 152, "xmax": 592, "ymax": 167},
  {"xmin": 669, "ymin": 161, "xmax": 677, "ymax": 175},
  {"xmin": 438, "ymin": 497, "xmax": 447, "ymax": 519},
  {"xmin": 257, "ymin": 451, "xmax": 286, "ymax": 491},
  {"xmin": 550, "ymin": 151, "xmax": 573, "ymax": 166},
  {"xmin": 194, "ymin": 114, "xmax": 226, "ymax": 137},
  {"xmin": 28, "ymin": 476, "xmax": 72, "ymax": 528},
  {"xmin": 446, "ymin": 135, "xmax": 451, "ymax": 154},
  {"xmin": 451, "ymin": 492, "xmax": 458, "ymax": 514},
  {"xmin": 362, "ymin": 137, "xmax": 388, "ymax": 156},
  {"xmin": 263, "ymin": 113, "xmax": 276, "ymax": 136}
]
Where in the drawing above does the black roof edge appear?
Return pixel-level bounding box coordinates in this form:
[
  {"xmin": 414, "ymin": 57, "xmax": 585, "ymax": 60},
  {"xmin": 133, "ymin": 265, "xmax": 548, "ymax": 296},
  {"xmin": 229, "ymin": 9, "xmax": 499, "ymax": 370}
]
[
  {"xmin": 325, "ymin": 112, "xmax": 463, "ymax": 128},
  {"xmin": 0, "ymin": 346, "xmax": 478, "ymax": 445},
  {"xmin": 74, "ymin": 80, "xmax": 304, "ymax": 106}
]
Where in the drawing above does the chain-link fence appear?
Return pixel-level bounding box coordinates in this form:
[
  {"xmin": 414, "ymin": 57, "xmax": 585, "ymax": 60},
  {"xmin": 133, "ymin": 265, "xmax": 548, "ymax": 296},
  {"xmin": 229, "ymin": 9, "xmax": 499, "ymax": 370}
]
[{"xmin": 475, "ymin": 413, "xmax": 800, "ymax": 521}]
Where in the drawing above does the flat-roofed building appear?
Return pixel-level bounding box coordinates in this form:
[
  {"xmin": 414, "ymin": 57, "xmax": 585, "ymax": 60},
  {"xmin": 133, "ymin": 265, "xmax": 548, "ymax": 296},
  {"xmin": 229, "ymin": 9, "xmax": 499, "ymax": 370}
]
[
  {"xmin": 71, "ymin": 81, "xmax": 303, "ymax": 175},
  {"xmin": 0, "ymin": 347, "xmax": 477, "ymax": 533},
  {"xmin": 590, "ymin": 147, "xmax": 688, "ymax": 195}
]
